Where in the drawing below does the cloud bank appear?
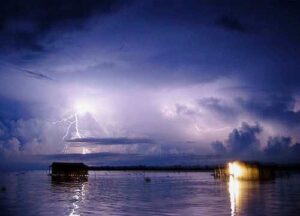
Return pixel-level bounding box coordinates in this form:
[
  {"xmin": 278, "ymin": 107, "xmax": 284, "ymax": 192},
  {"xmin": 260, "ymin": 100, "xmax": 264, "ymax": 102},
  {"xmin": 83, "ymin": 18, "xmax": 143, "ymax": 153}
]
[{"xmin": 211, "ymin": 122, "xmax": 300, "ymax": 162}]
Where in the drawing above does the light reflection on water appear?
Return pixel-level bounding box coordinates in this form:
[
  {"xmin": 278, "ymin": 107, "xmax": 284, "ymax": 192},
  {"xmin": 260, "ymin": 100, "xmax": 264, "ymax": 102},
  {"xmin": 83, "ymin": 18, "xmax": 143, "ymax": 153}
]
[
  {"xmin": 69, "ymin": 182, "xmax": 86, "ymax": 216},
  {"xmin": 0, "ymin": 171, "xmax": 300, "ymax": 216},
  {"xmin": 228, "ymin": 176, "xmax": 239, "ymax": 216}
]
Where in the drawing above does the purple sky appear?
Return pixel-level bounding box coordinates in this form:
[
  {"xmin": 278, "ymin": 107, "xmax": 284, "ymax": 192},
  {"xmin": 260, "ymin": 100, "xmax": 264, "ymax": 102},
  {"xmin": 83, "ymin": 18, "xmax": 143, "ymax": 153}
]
[{"xmin": 0, "ymin": 0, "xmax": 300, "ymax": 168}]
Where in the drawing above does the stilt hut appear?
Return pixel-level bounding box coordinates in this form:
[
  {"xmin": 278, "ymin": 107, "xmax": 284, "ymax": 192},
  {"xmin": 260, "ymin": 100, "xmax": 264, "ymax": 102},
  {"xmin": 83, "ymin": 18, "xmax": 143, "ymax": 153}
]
[{"xmin": 49, "ymin": 162, "xmax": 88, "ymax": 181}]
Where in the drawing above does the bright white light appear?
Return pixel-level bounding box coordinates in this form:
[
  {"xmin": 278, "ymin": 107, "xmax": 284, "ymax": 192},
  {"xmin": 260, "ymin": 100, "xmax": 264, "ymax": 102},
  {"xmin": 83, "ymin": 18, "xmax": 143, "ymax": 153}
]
[
  {"xmin": 82, "ymin": 147, "xmax": 90, "ymax": 154},
  {"xmin": 74, "ymin": 100, "xmax": 95, "ymax": 115},
  {"xmin": 228, "ymin": 161, "xmax": 243, "ymax": 178}
]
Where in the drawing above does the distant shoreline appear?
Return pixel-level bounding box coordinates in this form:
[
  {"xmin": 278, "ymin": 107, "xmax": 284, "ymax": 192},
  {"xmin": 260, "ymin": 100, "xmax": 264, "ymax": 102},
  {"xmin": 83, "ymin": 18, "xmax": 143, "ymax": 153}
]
[
  {"xmin": 87, "ymin": 164, "xmax": 300, "ymax": 172},
  {"xmin": 88, "ymin": 165, "xmax": 216, "ymax": 172}
]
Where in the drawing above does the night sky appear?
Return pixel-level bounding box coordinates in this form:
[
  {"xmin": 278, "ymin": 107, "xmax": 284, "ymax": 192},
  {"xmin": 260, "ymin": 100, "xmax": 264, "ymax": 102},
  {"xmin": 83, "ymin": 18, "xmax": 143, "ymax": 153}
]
[{"xmin": 0, "ymin": 0, "xmax": 300, "ymax": 169}]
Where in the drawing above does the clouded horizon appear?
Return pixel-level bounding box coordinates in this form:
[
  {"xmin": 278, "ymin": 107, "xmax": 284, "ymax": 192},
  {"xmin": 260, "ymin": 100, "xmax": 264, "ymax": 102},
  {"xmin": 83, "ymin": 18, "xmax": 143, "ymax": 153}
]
[{"xmin": 1, "ymin": 0, "xmax": 300, "ymax": 169}]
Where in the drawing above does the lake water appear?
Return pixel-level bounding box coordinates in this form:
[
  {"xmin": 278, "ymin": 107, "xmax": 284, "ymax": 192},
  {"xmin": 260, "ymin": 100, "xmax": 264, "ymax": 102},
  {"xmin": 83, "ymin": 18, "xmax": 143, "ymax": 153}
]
[{"xmin": 0, "ymin": 171, "xmax": 300, "ymax": 216}]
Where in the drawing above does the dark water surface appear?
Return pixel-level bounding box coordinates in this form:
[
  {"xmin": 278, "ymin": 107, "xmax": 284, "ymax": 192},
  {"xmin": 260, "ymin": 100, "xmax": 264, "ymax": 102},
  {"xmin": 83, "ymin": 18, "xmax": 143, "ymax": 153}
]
[{"xmin": 0, "ymin": 171, "xmax": 300, "ymax": 216}]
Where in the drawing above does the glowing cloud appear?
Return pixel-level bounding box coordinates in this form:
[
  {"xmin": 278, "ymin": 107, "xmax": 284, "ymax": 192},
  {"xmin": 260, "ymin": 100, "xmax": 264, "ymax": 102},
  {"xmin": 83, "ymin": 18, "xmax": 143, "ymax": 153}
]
[{"xmin": 74, "ymin": 99, "xmax": 95, "ymax": 115}]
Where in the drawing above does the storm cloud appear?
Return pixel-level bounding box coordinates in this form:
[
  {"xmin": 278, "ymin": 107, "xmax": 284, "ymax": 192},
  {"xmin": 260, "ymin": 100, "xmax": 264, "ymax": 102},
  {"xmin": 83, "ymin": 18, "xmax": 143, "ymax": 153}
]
[
  {"xmin": 211, "ymin": 122, "xmax": 262, "ymax": 156},
  {"xmin": 0, "ymin": 0, "xmax": 125, "ymax": 51},
  {"xmin": 211, "ymin": 123, "xmax": 300, "ymax": 162},
  {"xmin": 0, "ymin": 0, "xmax": 300, "ymax": 168},
  {"xmin": 264, "ymin": 136, "xmax": 300, "ymax": 161},
  {"xmin": 237, "ymin": 95, "xmax": 300, "ymax": 127}
]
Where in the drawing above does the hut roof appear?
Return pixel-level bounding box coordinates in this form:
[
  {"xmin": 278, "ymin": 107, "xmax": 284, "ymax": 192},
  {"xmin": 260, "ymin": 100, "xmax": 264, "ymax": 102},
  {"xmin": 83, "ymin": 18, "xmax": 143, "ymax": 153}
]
[{"xmin": 50, "ymin": 162, "xmax": 88, "ymax": 170}]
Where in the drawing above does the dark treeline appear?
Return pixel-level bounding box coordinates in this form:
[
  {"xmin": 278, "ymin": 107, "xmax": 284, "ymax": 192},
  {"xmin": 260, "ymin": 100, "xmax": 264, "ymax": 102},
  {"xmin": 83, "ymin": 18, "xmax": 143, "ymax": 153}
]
[
  {"xmin": 88, "ymin": 163, "xmax": 300, "ymax": 172},
  {"xmin": 88, "ymin": 165, "xmax": 216, "ymax": 172}
]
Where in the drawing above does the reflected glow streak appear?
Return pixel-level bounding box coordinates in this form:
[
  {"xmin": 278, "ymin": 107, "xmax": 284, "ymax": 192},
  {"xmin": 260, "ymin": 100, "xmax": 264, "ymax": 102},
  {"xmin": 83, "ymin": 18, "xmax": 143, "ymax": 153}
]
[
  {"xmin": 69, "ymin": 183, "xmax": 86, "ymax": 216},
  {"xmin": 228, "ymin": 176, "xmax": 240, "ymax": 216}
]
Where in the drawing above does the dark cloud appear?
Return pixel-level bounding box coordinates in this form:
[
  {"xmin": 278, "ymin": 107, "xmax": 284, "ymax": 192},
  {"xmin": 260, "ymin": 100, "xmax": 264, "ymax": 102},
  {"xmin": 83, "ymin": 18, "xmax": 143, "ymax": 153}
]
[
  {"xmin": 227, "ymin": 122, "xmax": 262, "ymax": 154},
  {"xmin": 291, "ymin": 143, "xmax": 300, "ymax": 158},
  {"xmin": 172, "ymin": 97, "xmax": 237, "ymax": 122},
  {"xmin": 198, "ymin": 97, "xmax": 237, "ymax": 121},
  {"xmin": 264, "ymin": 136, "xmax": 291, "ymax": 156},
  {"xmin": 66, "ymin": 137, "xmax": 154, "ymax": 145},
  {"xmin": 211, "ymin": 122, "xmax": 262, "ymax": 155},
  {"xmin": 0, "ymin": 0, "xmax": 127, "ymax": 51},
  {"xmin": 263, "ymin": 136, "xmax": 300, "ymax": 162},
  {"xmin": 237, "ymin": 95, "xmax": 300, "ymax": 127},
  {"xmin": 211, "ymin": 125, "xmax": 300, "ymax": 162},
  {"xmin": 216, "ymin": 15, "xmax": 247, "ymax": 33},
  {"xmin": 1, "ymin": 0, "xmax": 300, "ymax": 92},
  {"xmin": 23, "ymin": 69, "xmax": 53, "ymax": 81},
  {"xmin": 0, "ymin": 60, "xmax": 54, "ymax": 82},
  {"xmin": 211, "ymin": 141, "xmax": 227, "ymax": 155},
  {"xmin": 0, "ymin": 0, "xmax": 124, "ymax": 29}
]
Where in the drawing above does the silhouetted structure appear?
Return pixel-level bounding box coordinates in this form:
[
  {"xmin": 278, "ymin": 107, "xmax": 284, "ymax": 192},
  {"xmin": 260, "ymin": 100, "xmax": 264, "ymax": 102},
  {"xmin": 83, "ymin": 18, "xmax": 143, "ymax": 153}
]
[
  {"xmin": 213, "ymin": 161, "xmax": 276, "ymax": 181},
  {"xmin": 49, "ymin": 162, "xmax": 88, "ymax": 181}
]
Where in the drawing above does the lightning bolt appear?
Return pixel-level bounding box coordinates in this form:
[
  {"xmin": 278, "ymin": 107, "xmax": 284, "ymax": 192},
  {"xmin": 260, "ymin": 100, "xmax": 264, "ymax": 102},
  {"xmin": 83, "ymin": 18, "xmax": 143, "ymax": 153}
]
[
  {"xmin": 74, "ymin": 113, "xmax": 81, "ymax": 138},
  {"xmin": 53, "ymin": 111, "xmax": 83, "ymax": 153}
]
